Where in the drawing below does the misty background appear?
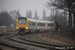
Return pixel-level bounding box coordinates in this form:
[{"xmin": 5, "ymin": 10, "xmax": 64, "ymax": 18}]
[
  {"xmin": 0, "ymin": 0, "xmax": 49, "ymax": 27},
  {"xmin": 0, "ymin": 0, "xmax": 51, "ymax": 18},
  {"xmin": 0, "ymin": 0, "xmax": 75, "ymax": 46},
  {"xmin": 0, "ymin": 0, "xmax": 75, "ymax": 39},
  {"xmin": 0, "ymin": 0, "xmax": 66, "ymax": 27}
]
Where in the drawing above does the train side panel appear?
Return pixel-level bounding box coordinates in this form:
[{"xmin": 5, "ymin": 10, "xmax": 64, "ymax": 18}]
[
  {"xmin": 47, "ymin": 21, "xmax": 55, "ymax": 31},
  {"xmin": 45, "ymin": 21, "xmax": 48, "ymax": 31},
  {"xmin": 37, "ymin": 20, "xmax": 46, "ymax": 32},
  {"xmin": 28, "ymin": 19, "xmax": 37, "ymax": 32}
]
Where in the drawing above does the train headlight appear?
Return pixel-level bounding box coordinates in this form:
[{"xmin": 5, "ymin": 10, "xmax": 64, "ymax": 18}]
[
  {"xmin": 16, "ymin": 27, "xmax": 19, "ymax": 29},
  {"xmin": 26, "ymin": 27, "xmax": 28, "ymax": 29}
]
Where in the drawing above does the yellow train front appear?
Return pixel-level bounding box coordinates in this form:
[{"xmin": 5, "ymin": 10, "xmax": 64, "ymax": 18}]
[{"xmin": 16, "ymin": 17, "xmax": 29, "ymax": 34}]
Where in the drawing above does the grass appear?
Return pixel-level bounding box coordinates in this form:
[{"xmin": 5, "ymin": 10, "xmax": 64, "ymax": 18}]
[{"xmin": 31, "ymin": 36, "xmax": 40, "ymax": 39}]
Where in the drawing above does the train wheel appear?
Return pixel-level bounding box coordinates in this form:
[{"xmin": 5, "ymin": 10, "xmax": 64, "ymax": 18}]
[
  {"xmin": 28, "ymin": 30, "xmax": 31, "ymax": 34},
  {"xmin": 18, "ymin": 32, "xmax": 21, "ymax": 35},
  {"xmin": 18, "ymin": 32, "xmax": 25, "ymax": 35},
  {"xmin": 35, "ymin": 30, "xmax": 39, "ymax": 33},
  {"xmin": 35, "ymin": 30, "xmax": 37, "ymax": 33},
  {"xmin": 38, "ymin": 30, "xmax": 39, "ymax": 33}
]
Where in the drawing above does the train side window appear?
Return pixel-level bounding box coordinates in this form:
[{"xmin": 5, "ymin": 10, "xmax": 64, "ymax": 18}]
[
  {"xmin": 37, "ymin": 23, "xmax": 39, "ymax": 26},
  {"xmin": 37, "ymin": 23, "xmax": 45, "ymax": 26},
  {"xmin": 31, "ymin": 22, "xmax": 36, "ymax": 26},
  {"xmin": 41, "ymin": 23, "xmax": 45, "ymax": 26},
  {"xmin": 42, "ymin": 23, "xmax": 45, "ymax": 26}
]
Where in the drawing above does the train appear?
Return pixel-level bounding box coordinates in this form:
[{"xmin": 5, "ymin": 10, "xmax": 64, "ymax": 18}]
[{"xmin": 16, "ymin": 17, "xmax": 55, "ymax": 34}]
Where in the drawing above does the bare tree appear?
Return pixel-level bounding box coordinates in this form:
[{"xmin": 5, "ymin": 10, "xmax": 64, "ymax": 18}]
[
  {"xmin": 26, "ymin": 10, "xmax": 32, "ymax": 18},
  {"xmin": 34, "ymin": 10, "xmax": 39, "ymax": 19},
  {"xmin": 26, "ymin": 10, "xmax": 28, "ymax": 18},
  {"xmin": 42, "ymin": 10, "xmax": 46, "ymax": 20},
  {"xmin": 16, "ymin": 10, "xmax": 21, "ymax": 18},
  {"xmin": 51, "ymin": 11, "xmax": 67, "ymax": 23},
  {"xmin": 29, "ymin": 10, "xmax": 32, "ymax": 18},
  {"xmin": 9, "ymin": 10, "xmax": 21, "ymax": 20},
  {"xmin": 50, "ymin": 11, "xmax": 67, "ymax": 33},
  {"xmin": 9, "ymin": 10, "xmax": 22, "ymax": 26},
  {"xmin": 0, "ymin": 11, "xmax": 14, "ymax": 27},
  {"xmin": 46, "ymin": 0, "xmax": 75, "ymax": 29}
]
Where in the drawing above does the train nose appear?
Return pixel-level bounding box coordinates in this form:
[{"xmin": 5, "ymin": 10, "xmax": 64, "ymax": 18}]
[
  {"xmin": 20, "ymin": 28, "xmax": 25, "ymax": 32},
  {"xmin": 20, "ymin": 24, "xmax": 25, "ymax": 28}
]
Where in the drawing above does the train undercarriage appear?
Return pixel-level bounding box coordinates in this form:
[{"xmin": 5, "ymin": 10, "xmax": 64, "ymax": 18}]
[{"xmin": 17, "ymin": 28, "xmax": 49, "ymax": 35}]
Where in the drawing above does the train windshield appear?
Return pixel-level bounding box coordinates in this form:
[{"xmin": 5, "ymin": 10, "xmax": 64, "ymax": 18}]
[{"xmin": 19, "ymin": 19, "xmax": 26, "ymax": 24}]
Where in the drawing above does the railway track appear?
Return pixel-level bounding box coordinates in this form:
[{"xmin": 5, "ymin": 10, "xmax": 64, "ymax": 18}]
[
  {"xmin": 0, "ymin": 33, "xmax": 74, "ymax": 50},
  {"xmin": 0, "ymin": 43, "xmax": 27, "ymax": 50},
  {"xmin": 0, "ymin": 34, "xmax": 27, "ymax": 50},
  {"xmin": 0, "ymin": 34, "xmax": 48, "ymax": 50},
  {"xmin": 9, "ymin": 34, "xmax": 74, "ymax": 50},
  {"xmin": 10, "ymin": 35, "xmax": 54, "ymax": 50}
]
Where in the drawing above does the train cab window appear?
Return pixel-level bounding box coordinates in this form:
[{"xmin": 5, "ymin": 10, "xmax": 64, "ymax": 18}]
[{"xmin": 19, "ymin": 19, "xmax": 26, "ymax": 24}]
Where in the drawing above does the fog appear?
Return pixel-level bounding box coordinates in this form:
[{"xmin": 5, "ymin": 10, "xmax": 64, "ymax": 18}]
[{"xmin": 0, "ymin": 0, "xmax": 51, "ymax": 18}]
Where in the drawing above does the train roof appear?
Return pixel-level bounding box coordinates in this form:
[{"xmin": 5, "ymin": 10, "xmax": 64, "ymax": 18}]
[
  {"xmin": 18, "ymin": 17, "xmax": 55, "ymax": 23},
  {"xmin": 28, "ymin": 18, "xmax": 36, "ymax": 22},
  {"xmin": 28, "ymin": 18, "xmax": 45, "ymax": 23},
  {"xmin": 46, "ymin": 21, "xmax": 55, "ymax": 23},
  {"xmin": 18, "ymin": 17, "xmax": 26, "ymax": 19},
  {"xmin": 28, "ymin": 18, "xmax": 55, "ymax": 23}
]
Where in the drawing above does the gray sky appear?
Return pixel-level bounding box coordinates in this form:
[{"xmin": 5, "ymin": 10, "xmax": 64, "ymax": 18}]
[{"xmin": 0, "ymin": 0, "xmax": 51, "ymax": 18}]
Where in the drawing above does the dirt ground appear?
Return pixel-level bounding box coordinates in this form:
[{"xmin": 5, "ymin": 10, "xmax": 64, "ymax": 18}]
[{"xmin": 38, "ymin": 32, "xmax": 75, "ymax": 46}]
